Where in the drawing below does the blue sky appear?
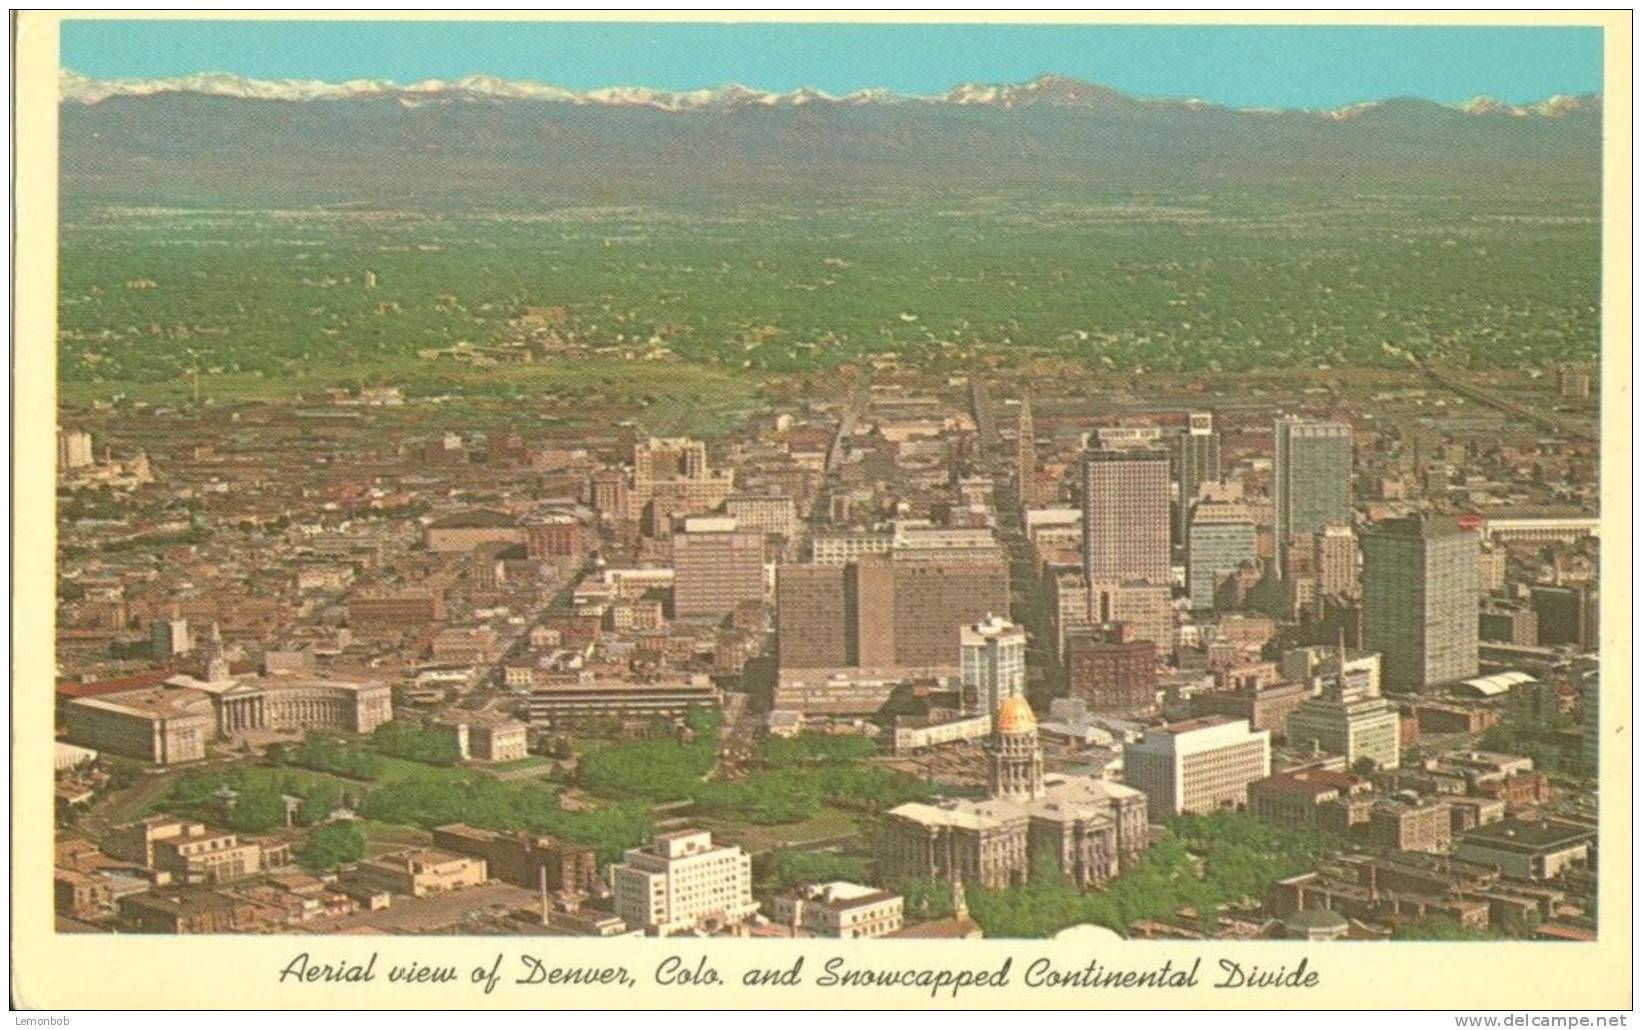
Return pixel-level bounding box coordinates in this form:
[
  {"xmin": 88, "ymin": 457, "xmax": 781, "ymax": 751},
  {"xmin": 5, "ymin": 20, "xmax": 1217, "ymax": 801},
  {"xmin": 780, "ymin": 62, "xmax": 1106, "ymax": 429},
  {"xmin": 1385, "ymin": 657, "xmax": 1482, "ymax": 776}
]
[{"xmin": 61, "ymin": 21, "xmax": 1603, "ymax": 108}]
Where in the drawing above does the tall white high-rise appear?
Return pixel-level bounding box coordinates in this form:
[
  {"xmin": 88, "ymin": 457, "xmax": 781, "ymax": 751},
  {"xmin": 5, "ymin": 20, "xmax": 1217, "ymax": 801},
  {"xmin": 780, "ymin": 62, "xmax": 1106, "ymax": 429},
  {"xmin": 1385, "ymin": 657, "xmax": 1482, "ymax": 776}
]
[{"xmin": 961, "ymin": 614, "xmax": 1027, "ymax": 725}]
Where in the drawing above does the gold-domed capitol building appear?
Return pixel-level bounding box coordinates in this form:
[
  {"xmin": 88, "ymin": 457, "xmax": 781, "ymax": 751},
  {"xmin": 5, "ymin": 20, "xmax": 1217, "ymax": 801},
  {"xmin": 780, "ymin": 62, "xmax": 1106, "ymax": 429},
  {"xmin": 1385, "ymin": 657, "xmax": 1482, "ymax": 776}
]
[
  {"xmin": 994, "ymin": 694, "xmax": 1036, "ymax": 733},
  {"xmin": 877, "ymin": 693, "xmax": 1149, "ymax": 890}
]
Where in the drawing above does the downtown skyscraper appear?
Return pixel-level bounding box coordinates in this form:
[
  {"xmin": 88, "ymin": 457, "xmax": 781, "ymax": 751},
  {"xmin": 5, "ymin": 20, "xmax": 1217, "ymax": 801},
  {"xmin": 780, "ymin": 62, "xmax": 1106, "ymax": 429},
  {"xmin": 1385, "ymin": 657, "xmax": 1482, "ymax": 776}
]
[
  {"xmin": 1273, "ymin": 417, "xmax": 1353, "ymax": 576},
  {"xmin": 1082, "ymin": 447, "xmax": 1171, "ymax": 588},
  {"xmin": 1175, "ymin": 411, "xmax": 1221, "ymax": 545},
  {"xmin": 1361, "ymin": 514, "xmax": 1480, "ymax": 692}
]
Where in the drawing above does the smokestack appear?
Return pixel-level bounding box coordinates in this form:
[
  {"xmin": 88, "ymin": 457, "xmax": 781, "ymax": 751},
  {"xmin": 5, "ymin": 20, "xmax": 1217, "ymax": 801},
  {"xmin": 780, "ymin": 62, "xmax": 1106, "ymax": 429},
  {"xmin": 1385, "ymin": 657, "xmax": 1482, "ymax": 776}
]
[{"xmin": 539, "ymin": 865, "xmax": 548, "ymax": 927}]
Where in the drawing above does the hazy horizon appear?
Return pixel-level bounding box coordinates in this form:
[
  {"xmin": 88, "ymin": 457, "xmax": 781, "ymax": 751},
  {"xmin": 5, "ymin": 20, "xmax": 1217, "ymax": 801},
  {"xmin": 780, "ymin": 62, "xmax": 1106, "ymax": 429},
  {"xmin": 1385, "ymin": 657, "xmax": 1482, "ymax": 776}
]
[{"xmin": 60, "ymin": 21, "xmax": 1602, "ymax": 109}]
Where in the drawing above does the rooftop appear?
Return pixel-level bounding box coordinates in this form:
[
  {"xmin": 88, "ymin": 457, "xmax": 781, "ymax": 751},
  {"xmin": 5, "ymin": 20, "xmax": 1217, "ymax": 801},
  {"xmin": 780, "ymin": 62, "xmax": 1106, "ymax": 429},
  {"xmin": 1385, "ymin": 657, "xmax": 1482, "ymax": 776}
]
[
  {"xmin": 428, "ymin": 509, "xmax": 517, "ymax": 530},
  {"xmin": 1463, "ymin": 819, "xmax": 1596, "ymax": 851}
]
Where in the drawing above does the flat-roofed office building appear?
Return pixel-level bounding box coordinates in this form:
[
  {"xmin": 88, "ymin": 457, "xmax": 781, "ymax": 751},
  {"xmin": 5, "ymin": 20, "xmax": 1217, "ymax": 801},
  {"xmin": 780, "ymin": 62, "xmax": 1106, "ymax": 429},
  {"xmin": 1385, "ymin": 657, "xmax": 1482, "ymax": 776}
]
[
  {"xmin": 1273, "ymin": 418, "xmax": 1352, "ymax": 575},
  {"xmin": 1362, "ymin": 514, "xmax": 1479, "ymax": 692},
  {"xmin": 1123, "ymin": 716, "xmax": 1272, "ymax": 820},
  {"xmin": 1082, "ymin": 447, "xmax": 1170, "ymax": 587}
]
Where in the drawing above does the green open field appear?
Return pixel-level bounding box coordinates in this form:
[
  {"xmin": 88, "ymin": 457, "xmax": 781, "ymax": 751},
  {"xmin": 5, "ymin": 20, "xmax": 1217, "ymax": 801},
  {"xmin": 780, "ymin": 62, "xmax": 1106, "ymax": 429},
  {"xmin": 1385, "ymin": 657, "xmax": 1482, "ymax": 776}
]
[
  {"xmin": 695, "ymin": 803, "xmax": 866, "ymax": 856},
  {"xmin": 57, "ymin": 195, "xmax": 1598, "ymax": 421}
]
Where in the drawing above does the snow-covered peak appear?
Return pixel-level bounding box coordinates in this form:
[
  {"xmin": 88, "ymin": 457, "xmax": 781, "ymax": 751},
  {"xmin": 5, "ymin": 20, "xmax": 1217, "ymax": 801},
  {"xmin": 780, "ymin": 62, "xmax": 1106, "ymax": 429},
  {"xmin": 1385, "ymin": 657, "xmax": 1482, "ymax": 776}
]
[
  {"xmin": 1460, "ymin": 95, "xmax": 1528, "ymax": 117},
  {"xmin": 57, "ymin": 68, "xmax": 1602, "ymax": 121}
]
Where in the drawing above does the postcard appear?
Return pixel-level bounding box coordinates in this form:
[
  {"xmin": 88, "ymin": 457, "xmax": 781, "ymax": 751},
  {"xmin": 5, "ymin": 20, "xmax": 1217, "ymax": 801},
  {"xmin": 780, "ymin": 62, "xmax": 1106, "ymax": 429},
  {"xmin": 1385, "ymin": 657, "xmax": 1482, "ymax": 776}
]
[{"xmin": 10, "ymin": 10, "xmax": 1633, "ymax": 1013}]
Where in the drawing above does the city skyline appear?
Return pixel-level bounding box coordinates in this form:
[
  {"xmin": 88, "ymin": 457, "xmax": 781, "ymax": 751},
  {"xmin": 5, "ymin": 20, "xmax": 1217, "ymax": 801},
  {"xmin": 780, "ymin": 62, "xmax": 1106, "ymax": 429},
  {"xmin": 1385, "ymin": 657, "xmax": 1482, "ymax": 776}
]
[{"xmin": 26, "ymin": 11, "xmax": 1617, "ymax": 998}]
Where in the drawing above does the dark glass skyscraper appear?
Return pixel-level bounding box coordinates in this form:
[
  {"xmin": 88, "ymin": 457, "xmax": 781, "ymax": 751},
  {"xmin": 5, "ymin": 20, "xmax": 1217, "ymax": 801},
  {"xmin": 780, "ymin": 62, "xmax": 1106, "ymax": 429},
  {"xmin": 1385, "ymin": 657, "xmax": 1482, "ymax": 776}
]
[{"xmin": 1361, "ymin": 514, "xmax": 1480, "ymax": 692}]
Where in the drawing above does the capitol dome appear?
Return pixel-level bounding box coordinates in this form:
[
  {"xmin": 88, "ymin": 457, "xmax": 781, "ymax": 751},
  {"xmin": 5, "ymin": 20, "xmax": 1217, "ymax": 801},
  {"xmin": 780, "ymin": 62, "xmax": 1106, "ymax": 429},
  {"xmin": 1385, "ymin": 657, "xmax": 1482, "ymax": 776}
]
[{"xmin": 996, "ymin": 694, "xmax": 1037, "ymax": 733}]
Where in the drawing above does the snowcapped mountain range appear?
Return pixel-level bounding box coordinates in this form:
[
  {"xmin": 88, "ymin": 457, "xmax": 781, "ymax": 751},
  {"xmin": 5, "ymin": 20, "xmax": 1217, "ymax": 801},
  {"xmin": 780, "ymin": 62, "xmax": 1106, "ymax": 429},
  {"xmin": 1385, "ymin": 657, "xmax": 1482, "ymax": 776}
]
[{"xmin": 59, "ymin": 68, "xmax": 1600, "ymax": 119}]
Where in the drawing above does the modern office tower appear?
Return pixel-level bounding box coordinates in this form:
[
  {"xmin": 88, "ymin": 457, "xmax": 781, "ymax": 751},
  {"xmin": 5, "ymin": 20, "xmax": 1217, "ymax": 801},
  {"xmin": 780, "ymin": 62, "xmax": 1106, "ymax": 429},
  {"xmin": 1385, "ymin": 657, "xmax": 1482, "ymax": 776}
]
[
  {"xmin": 961, "ymin": 614, "xmax": 1027, "ymax": 722},
  {"xmin": 776, "ymin": 563, "xmax": 850, "ymax": 669},
  {"xmin": 1175, "ymin": 412, "xmax": 1221, "ymax": 545},
  {"xmin": 1361, "ymin": 514, "xmax": 1480, "ymax": 692},
  {"xmin": 671, "ymin": 517, "xmax": 765, "ymax": 619},
  {"xmin": 1273, "ymin": 418, "xmax": 1353, "ymax": 575},
  {"xmin": 1529, "ymin": 584, "xmax": 1594, "ymax": 649},
  {"xmin": 850, "ymin": 556, "xmax": 900, "ymax": 667},
  {"xmin": 1122, "ymin": 716, "xmax": 1272, "ymax": 820},
  {"xmin": 1082, "ymin": 447, "xmax": 1171, "ymax": 587},
  {"xmin": 1016, "ymin": 396, "xmax": 1042, "ymax": 507},
  {"xmin": 1187, "ymin": 502, "xmax": 1258, "ymax": 610},
  {"xmin": 1313, "ymin": 522, "xmax": 1360, "ymax": 599},
  {"xmin": 1285, "ymin": 672, "xmax": 1402, "ymax": 770},
  {"xmin": 1088, "ymin": 580, "xmax": 1174, "ymax": 653},
  {"xmin": 150, "ymin": 618, "xmax": 192, "ymax": 658},
  {"xmin": 612, "ymin": 829, "xmax": 758, "ymax": 937},
  {"xmin": 890, "ymin": 558, "xmax": 1012, "ymax": 667},
  {"xmin": 774, "ymin": 553, "xmax": 1010, "ymax": 671}
]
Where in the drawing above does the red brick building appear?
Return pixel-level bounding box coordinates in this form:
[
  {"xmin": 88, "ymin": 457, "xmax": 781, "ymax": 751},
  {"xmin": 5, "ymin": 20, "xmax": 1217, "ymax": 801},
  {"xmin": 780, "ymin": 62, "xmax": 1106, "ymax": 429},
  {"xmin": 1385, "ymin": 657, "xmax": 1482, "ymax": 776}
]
[
  {"xmin": 1066, "ymin": 631, "xmax": 1156, "ymax": 713},
  {"xmin": 430, "ymin": 824, "xmax": 598, "ymax": 895},
  {"xmin": 525, "ymin": 516, "xmax": 584, "ymax": 560}
]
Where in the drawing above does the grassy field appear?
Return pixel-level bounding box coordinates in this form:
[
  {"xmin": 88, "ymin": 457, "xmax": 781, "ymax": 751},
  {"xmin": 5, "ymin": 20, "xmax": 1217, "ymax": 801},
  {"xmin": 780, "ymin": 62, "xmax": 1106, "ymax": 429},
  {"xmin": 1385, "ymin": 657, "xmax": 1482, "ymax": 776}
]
[
  {"xmin": 356, "ymin": 818, "xmax": 434, "ymax": 856},
  {"xmin": 57, "ymin": 195, "xmax": 1598, "ymax": 416},
  {"xmin": 56, "ymin": 353, "xmax": 767, "ymax": 439},
  {"xmin": 695, "ymin": 803, "xmax": 866, "ymax": 856}
]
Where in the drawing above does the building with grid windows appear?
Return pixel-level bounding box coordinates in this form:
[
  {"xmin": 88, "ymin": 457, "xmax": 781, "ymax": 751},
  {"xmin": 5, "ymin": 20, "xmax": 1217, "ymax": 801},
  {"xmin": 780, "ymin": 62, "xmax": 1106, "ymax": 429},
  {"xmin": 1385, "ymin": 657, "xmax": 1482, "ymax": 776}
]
[
  {"xmin": 1175, "ymin": 411, "xmax": 1221, "ymax": 545},
  {"xmin": 1122, "ymin": 716, "xmax": 1272, "ymax": 820},
  {"xmin": 1082, "ymin": 447, "xmax": 1171, "ymax": 588},
  {"xmin": 1362, "ymin": 514, "xmax": 1480, "ymax": 692},
  {"xmin": 612, "ymin": 829, "xmax": 757, "ymax": 936},
  {"xmin": 672, "ymin": 517, "xmax": 766, "ymax": 619},
  {"xmin": 1187, "ymin": 502, "xmax": 1257, "ymax": 611},
  {"xmin": 1273, "ymin": 418, "xmax": 1352, "ymax": 575},
  {"xmin": 1286, "ymin": 675, "xmax": 1402, "ymax": 770},
  {"xmin": 961, "ymin": 614, "xmax": 1026, "ymax": 726}
]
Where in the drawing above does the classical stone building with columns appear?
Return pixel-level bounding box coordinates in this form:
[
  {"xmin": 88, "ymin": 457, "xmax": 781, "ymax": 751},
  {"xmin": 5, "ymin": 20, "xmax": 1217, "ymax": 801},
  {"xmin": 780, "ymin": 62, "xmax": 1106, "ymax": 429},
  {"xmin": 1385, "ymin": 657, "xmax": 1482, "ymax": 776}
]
[
  {"xmin": 198, "ymin": 674, "xmax": 392, "ymax": 738},
  {"xmin": 878, "ymin": 696, "xmax": 1149, "ymax": 890},
  {"xmin": 64, "ymin": 654, "xmax": 391, "ymax": 765}
]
